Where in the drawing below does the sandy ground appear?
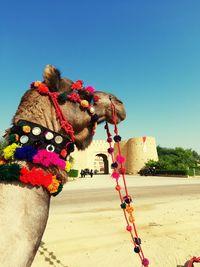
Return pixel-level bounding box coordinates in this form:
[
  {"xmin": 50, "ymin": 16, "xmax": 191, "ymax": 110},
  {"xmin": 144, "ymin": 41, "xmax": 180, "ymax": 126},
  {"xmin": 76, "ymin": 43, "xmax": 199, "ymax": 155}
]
[{"xmin": 32, "ymin": 175, "xmax": 200, "ymax": 267}]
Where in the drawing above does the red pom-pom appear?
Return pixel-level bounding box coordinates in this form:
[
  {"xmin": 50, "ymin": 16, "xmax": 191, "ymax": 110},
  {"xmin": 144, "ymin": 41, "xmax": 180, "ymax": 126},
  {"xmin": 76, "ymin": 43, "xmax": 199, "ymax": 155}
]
[
  {"xmin": 37, "ymin": 83, "xmax": 49, "ymax": 94},
  {"xmin": 71, "ymin": 80, "xmax": 83, "ymax": 90},
  {"xmin": 119, "ymin": 167, "xmax": 126, "ymax": 175}
]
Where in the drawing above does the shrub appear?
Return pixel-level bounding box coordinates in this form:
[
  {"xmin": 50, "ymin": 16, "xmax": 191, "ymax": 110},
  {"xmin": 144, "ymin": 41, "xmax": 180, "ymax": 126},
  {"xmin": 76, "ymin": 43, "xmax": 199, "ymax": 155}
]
[{"xmin": 68, "ymin": 169, "xmax": 79, "ymax": 178}]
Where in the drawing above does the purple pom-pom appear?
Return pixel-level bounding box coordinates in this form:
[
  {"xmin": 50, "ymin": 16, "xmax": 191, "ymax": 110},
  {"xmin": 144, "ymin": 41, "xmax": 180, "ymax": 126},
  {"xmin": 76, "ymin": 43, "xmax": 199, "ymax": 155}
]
[
  {"xmin": 15, "ymin": 146, "xmax": 38, "ymax": 162},
  {"xmin": 107, "ymin": 147, "xmax": 114, "ymax": 154}
]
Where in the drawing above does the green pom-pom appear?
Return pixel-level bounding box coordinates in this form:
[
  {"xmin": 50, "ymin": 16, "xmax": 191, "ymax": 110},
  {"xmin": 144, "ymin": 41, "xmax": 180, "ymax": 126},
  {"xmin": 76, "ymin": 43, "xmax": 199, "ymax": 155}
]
[
  {"xmin": 51, "ymin": 183, "xmax": 63, "ymax": 197},
  {"xmin": 9, "ymin": 134, "xmax": 17, "ymax": 143},
  {"xmin": 0, "ymin": 164, "xmax": 21, "ymax": 181},
  {"xmin": 58, "ymin": 93, "xmax": 68, "ymax": 104},
  {"xmin": 120, "ymin": 202, "xmax": 127, "ymax": 209}
]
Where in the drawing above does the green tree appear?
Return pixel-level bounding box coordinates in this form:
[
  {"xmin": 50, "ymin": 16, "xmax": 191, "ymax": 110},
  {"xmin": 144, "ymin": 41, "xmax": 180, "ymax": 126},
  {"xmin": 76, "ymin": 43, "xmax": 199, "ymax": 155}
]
[{"xmin": 146, "ymin": 146, "xmax": 200, "ymax": 170}]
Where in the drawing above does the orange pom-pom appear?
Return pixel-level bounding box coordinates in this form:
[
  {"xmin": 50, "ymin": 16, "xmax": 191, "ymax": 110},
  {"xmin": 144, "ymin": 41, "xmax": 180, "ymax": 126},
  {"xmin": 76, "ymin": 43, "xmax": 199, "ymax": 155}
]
[
  {"xmin": 22, "ymin": 125, "xmax": 31, "ymax": 133},
  {"xmin": 80, "ymin": 100, "xmax": 89, "ymax": 108}
]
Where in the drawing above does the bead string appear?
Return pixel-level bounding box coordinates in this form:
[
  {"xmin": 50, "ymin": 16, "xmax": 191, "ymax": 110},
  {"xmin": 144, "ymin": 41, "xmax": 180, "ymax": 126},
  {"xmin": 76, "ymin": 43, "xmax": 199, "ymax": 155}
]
[{"xmin": 105, "ymin": 100, "xmax": 149, "ymax": 267}]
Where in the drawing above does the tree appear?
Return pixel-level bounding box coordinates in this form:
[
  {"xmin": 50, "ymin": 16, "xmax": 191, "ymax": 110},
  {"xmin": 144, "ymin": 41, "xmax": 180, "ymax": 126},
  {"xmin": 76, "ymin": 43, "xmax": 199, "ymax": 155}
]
[{"xmin": 146, "ymin": 146, "xmax": 200, "ymax": 170}]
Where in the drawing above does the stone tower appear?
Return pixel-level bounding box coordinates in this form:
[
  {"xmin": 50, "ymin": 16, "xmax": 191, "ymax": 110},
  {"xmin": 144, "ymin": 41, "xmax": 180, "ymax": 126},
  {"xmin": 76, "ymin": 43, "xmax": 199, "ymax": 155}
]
[{"xmin": 72, "ymin": 136, "xmax": 158, "ymax": 175}]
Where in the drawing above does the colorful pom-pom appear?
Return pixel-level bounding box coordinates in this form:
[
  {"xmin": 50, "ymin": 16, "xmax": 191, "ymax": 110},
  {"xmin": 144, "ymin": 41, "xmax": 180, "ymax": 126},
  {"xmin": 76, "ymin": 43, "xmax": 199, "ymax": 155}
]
[
  {"xmin": 68, "ymin": 92, "xmax": 81, "ymax": 102},
  {"xmin": 91, "ymin": 114, "xmax": 99, "ymax": 122},
  {"xmin": 60, "ymin": 149, "xmax": 67, "ymax": 158},
  {"xmin": 85, "ymin": 86, "xmax": 95, "ymax": 94},
  {"xmin": 111, "ymin": 162, "xmax": 118, "ymax": 169},
  {"xmin": 47, "ymin": 175, "xmax": 60, "ymax": 193},
  {"xmin": 129, "ymin": 215, "xmax": 135, "ymax": 223},
  {"xmin": 9, "ymin": 134, "xmax": 19, "ymax": 143},
  {"xmin": 65, "ymin": 161, "xmax": 71, "ymax": 172},
  {"xmin": 58, "ymin": 92, "xmax": 68, "ymax": 104},
  {"xmin": 115, "ymin": 184, "xmax": 121, "ymax": 191},
  {"xmin": 114, "ymin": 135, "xmax": 121, "ymax": 142},
  {"xmin": 107, "ymin": 147, "xmax": 114, "ymax": 154},
  {"xmin": 123, "ymin": 195, "xmax": 132, "ymax": 204},
  {"xmin": 67, "ymin": 142, "xmax": 75, "ymax": 153},
  {"xmin": 3, "ymin": 143, "xmax": 21, "ymax": 160},
  {"xmin": 71, "ymin": 80, "xmax": 83, "ymax": 90},
  {"xmin": 34, "ymin": 81, "xmax": 42, "ymax": 87},
  {"xmin": 111, "ymin": 171, "xmax": 120, "ymax": 181},
  {"xmin": 22, "ymin": 125, "xmax": 31, "ymax": 133},
  {"xmin": 126, "ymin": 225, "xmax": 132, "ymax": 232},
  {"xmin": 116, "ymin": 155, "xmax": 126, "ymax": 164},
  {"xmin": 134, "ymin": 237, "xmax": 141, "ymax": 245},
  {"xmin": 15, "ymin": 146, "xmax": 38, "ymax": 162},
  {"xmin": 142, "ymin": 258, "xmax": 149, "ymax": 266},
  {"xmin": 0, "ymin": 160, "xmax": 6, "ymax": 165},
  {"xmin": 126, "ymin": 205, "xmax": 134, "ymax": 214},
  {"xmin": 107, "ymin": 137, "xmax": 113, "ymax": 143},
  {"xmin": 119, "ymin": 167, "xmax": 126, "ymax": 175},
  {"xmin": 93, "ymin": 95, "xmax": 100, "ymax": 103},
  {"xmin": 37, "ymin": 83, "xmax": 49, "ymax": 94},
  {"xmin": 120, "ymin": 202, "xmax": 126, "ymax": 209},
  {"xmin": 80, "ymin": 100, "xmax": 89, "ymax": 108},
  {"xmin": 134, "ymin": 246, "xmax": 140, "ymax": 253}
]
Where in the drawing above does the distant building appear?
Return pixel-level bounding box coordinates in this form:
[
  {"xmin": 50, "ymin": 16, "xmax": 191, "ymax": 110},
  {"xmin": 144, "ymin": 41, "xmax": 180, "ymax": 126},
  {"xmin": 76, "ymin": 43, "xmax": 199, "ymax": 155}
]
[{"xmin": 72, "ymin": 136, "xmax": 158, "ymax": 175}]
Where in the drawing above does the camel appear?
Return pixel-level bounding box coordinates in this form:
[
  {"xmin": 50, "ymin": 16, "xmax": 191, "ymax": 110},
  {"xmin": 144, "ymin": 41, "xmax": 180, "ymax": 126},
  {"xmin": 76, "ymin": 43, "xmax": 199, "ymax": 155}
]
[{"xmin": 0, "ymin": 65, "xmax": 126, "ymax": 267}]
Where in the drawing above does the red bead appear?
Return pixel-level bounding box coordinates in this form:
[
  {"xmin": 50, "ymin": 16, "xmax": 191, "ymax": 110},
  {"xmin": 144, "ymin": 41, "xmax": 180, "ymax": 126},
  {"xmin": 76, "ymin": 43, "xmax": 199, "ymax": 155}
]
[
  {"xmin": 60, "ymin": 149, "xmax": 67, "ymax": 158},
  {"xmin": 126, "ymin": 225, "xmax": 132, "ymax": 232}
]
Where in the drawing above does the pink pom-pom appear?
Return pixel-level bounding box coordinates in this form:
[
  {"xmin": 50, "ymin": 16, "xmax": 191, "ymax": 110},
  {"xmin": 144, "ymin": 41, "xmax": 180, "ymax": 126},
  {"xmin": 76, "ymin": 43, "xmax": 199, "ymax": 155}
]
[
  {"xmin": 126, "ymin": 225, "xmax": 132, "ymax": 232},
  {"xmin": 142, "ymin": 258, "xmax": 149, "ymax": 266},
  {"xmin": 111, "ymin": 171, "xmax": 120, "ymax": 181},
  {"xmin": 116, "ymin": 155, "xmax": 126, "ymax": 164},
  {"xmin": 33, "ymin": 150, "xmax": 66, "ymax": 169},
  {"xmin": 85, "ymin": 86, "xmax": 95, "ymax": 94}
]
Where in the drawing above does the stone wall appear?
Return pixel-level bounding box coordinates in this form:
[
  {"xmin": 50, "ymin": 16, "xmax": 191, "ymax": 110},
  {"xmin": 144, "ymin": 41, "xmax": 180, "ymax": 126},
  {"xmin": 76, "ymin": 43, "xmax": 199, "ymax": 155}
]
[{"xmin": 72, "ymin": 136, "xmax": 158, "ymax": 175}]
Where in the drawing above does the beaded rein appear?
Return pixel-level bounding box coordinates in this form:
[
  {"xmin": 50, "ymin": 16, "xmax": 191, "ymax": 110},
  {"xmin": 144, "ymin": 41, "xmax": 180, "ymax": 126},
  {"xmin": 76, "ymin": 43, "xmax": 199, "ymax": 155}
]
[{"xmin": 105, "ymin": 98, "xmax": 149, "ymax": 267}]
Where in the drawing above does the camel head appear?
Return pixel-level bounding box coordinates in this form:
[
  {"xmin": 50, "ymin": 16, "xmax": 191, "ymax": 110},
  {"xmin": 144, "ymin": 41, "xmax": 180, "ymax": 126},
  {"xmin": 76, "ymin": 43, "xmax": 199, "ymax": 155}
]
[{"xmin": 13, "ymin": 65, "xmax": 126, "ymax": 150}]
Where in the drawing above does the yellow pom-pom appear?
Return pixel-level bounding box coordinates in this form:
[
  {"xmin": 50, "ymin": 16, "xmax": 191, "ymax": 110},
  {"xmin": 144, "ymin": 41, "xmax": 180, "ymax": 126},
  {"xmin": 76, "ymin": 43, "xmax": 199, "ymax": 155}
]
[
  {"xmin": 80, "ymin": 100, "xmax": 89, "ymax": 108},
  {"xmin": 3, "ymin": 143, "xmax": 21, "ymax": 160},
  {"xmin": 65, "ymin": 161, "xmax": 71, "ymax": 172}
]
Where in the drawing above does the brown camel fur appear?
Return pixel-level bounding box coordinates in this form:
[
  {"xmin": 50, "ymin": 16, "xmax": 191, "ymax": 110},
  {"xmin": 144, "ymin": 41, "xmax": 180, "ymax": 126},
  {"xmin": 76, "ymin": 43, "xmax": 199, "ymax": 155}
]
[{"xmin": 0, "ymin": 65, "xmax": 126, "ymax": 267}]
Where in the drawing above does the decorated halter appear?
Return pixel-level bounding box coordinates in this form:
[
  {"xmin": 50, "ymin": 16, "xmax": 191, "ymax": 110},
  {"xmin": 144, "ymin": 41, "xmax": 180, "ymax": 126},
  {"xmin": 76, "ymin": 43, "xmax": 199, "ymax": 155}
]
[
  {"xmin": 0, "ymin": 79, "xmax": 100, "ymax": 196},
  {"xmin": 105, "ymin": 98, "xmax": 149, "ymax": 267},
  {"xmin": 107, "ymin": 99, "xmax": 200, "ymax": 267},
  {"xmin": 30, "ymin": 80, "xmax": 100, "ymax": 138}
]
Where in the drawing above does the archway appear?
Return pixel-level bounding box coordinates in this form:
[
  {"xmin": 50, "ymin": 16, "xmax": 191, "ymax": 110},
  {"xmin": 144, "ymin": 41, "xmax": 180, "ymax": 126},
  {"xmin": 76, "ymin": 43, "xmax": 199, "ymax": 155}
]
[{"xmin": 94, "ymin": 153, "xmax": 109, "ymax": 174}]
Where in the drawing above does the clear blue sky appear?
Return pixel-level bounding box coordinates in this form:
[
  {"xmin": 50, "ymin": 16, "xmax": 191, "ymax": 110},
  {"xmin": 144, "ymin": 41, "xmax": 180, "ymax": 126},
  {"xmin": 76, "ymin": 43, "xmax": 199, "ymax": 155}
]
[{"xmin": 1, "ymin": 0, "xmax": 200, "ymax": 152}]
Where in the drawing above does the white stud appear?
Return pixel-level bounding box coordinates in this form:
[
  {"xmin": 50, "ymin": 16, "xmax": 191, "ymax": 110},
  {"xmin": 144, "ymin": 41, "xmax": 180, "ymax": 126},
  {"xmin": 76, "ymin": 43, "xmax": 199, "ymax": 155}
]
[
  {"xmin": 20, "ymin": 135, "xmax": 29, "ymax": 144},
  {"xmin": 32, "ymin": 127, "xmax": 41, "ymax": 136},
  {"xmin": 55, "ymin": 135, "xmax": 63, "ymax": 144},
  {"xmin": 45, "ymin": 132, "xmax": 54, "ymax": 140}
]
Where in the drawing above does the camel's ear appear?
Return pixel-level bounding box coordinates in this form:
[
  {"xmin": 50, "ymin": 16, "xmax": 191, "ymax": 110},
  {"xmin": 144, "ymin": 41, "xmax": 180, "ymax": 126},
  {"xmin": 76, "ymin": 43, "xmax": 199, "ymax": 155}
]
[{"xmin": 43, "ymin": 64, "xmax": 61, "ymax": 92}]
